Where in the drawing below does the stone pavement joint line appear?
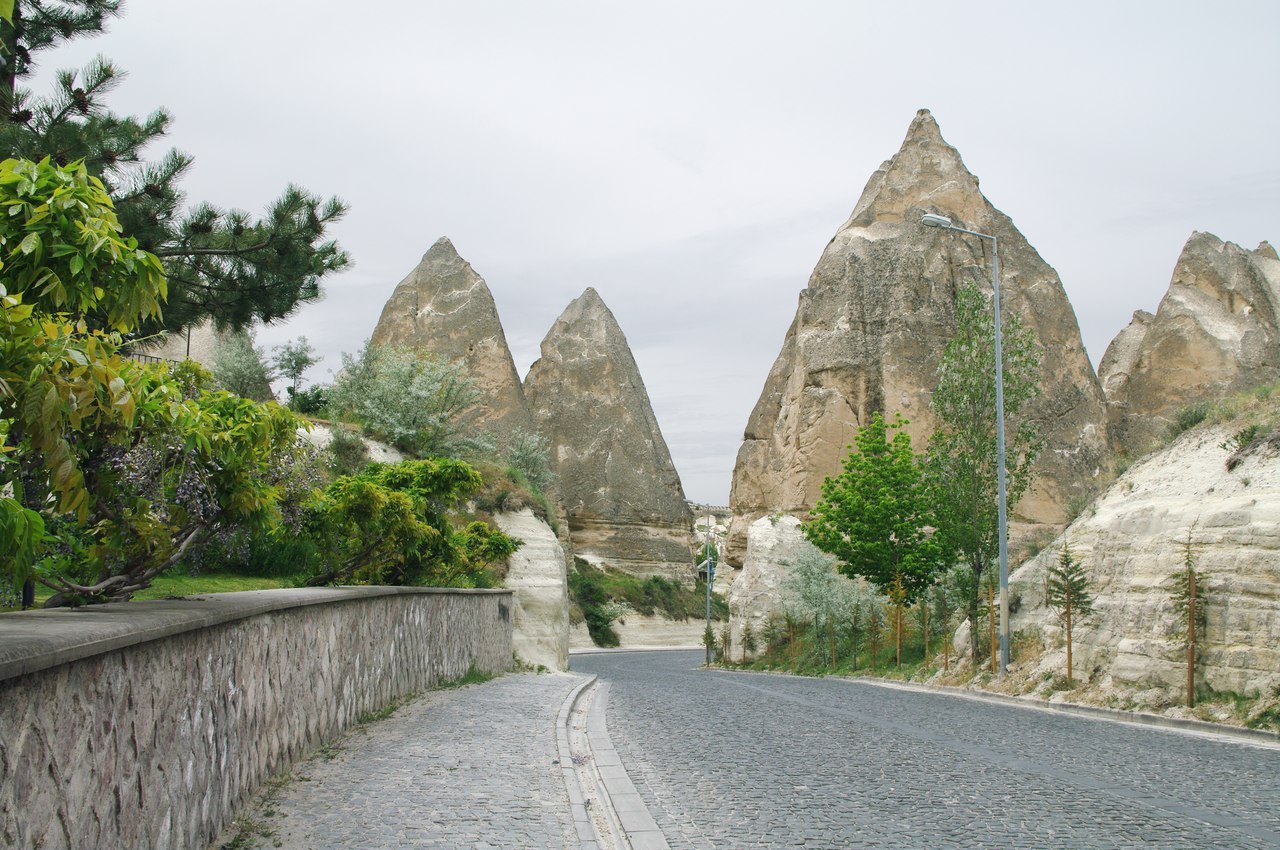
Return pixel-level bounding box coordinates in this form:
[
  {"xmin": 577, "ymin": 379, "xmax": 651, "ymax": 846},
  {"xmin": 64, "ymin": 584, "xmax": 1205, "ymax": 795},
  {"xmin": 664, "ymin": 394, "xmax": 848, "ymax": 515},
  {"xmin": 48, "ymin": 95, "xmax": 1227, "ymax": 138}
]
[{"xmin": 218, "ymin": 671, "xmax": 589, "ymax": 849}]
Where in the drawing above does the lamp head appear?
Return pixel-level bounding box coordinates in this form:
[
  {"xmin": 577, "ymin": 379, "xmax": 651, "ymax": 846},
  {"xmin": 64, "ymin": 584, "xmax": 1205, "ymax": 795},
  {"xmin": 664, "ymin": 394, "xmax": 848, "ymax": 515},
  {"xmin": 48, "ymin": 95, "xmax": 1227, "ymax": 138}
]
[{"xmin": 920, "ymin": 213, "xmax": 953, "ymax": 229}]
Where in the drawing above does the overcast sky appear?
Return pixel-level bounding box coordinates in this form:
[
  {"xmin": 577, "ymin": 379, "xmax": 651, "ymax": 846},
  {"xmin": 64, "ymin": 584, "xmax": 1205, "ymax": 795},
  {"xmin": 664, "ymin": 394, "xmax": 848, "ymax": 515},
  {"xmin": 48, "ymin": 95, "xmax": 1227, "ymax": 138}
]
[{"xmin": 32, "ymin": 1, "xmax": 1280, "ymax": 504}]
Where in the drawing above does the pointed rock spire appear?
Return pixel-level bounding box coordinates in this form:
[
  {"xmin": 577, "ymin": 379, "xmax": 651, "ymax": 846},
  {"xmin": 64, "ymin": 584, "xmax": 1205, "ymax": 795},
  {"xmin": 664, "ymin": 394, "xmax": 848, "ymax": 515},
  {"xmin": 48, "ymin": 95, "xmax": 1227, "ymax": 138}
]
[
  {"xmin": 524, "ymin": 288, "xmax": 692, "ymax": 576},
  {"xmin": 369, "ymin": 237, "xmax": 534, "ymax": 438},
  {"xmin": 1100, "ymin": 231, "xmax": 1280, "ymax": 455},
  {"xmin": 726, "ymin": 109, "xmax": 1109, "ymax": 563}
]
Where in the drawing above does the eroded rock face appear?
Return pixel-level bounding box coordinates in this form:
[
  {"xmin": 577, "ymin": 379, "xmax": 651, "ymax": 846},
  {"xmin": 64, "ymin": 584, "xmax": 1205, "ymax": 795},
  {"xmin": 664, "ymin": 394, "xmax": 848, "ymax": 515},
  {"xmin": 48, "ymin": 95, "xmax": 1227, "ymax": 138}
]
[
  {"xmin": 523, "ymin": 288, "xmax": 692, "ymax": 577},
  {"xmin": 1100, "ymin": 233, "xmax": 1280, "ymax": 457},
  {"xmin": 370, "ymin": 237, "xmax": 534, "ymax": 439},
  {"xmin": 1010, "ymin": 422, "xmax": 1280, "ymax": 695},
  {"xmin": 726, "ymin": 109, "xmax": 1109, "ymax": 564},
  {"xmin": 725, "ymin": 515, "xmax": 809, "ymax": 658},
  {"xmin": 494, "ymin": 509, "xmax": 569, "ymax": 671}
]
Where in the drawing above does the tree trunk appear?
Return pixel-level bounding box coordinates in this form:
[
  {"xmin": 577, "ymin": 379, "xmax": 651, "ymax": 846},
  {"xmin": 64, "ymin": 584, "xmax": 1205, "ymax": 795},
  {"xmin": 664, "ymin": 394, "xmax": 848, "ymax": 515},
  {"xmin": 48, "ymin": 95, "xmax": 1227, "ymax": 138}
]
[
  {"xmin": 922, "ymin": 603, "xmax": 929, "ymax": 671},
  {"xmin": 895, "ymin": 603, "xmax": 903, "ymax": 669},
  {"xmin": 1, "ymin": 4, "xmax": 19, "ymax": 121},
  {"xmin": 1187, "ymin": 568, "xmax": 1196, "ymax": 709},
  {"xmin": 1065, "ymin": 597, "xmax": 1073, "ymax": 684}
]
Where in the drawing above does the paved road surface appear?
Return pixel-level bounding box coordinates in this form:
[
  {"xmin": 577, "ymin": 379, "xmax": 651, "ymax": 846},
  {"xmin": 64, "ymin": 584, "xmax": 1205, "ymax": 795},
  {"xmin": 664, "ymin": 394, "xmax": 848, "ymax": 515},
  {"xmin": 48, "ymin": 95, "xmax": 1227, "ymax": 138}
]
[{"xmin": 574, "ymin": 649, "xmax": 1280, "ymax": 849}]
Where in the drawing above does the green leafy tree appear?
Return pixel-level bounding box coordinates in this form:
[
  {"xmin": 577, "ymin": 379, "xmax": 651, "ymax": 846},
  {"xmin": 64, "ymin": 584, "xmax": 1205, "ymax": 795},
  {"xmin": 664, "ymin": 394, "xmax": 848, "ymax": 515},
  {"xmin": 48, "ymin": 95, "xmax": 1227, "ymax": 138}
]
[
  {"xmin": 1044, "ymin": 542, "xmax": 1094, "ymax": 685},
  {"xmin": 329, "ymin": 341, "xmax": 490, "ymax": 459},
  {"xmin": 805, "ymin": 411, "xmax": 944, "ymax": 653},
  {"xmin": 273, "ymin": 336, "xmax": 319, "ymax": 396},
  {"xmin": 0, "ymin": 1, "xmax": 349, "ymax": 334},
  {"xmin": 927, "ymin": 282, "xmax": 1042, "ymax": 659},
  {"xmin": 302, "ymin": 458, "xmax": 519, "ymax": 588},
  {"xmin": 1168, "ymin": 530, "xmax": 1207, "ymax": 708},
  {"xmin": 0, "ymin": 157, "xmax": 303, "ymax": 605},
  {"xmin": 211, "ymin": 329, "xmax": 276, "ymax": 401}
]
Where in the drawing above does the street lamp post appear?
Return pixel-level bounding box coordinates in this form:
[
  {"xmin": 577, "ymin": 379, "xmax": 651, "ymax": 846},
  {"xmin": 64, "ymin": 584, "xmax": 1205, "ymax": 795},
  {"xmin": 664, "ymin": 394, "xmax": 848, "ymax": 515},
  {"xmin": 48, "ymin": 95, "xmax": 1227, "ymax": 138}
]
[
  {"xmin": 698, "ymin": 514, "xmax": 717, "ymax": 666},
  {"xmin": 921, "ymin": 212, "xmax": 1010, "ymax": 676}
]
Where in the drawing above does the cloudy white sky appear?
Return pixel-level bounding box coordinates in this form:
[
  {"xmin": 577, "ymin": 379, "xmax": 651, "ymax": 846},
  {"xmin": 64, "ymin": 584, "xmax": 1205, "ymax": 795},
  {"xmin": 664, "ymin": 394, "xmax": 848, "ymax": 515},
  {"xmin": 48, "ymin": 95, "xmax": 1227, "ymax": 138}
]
[{"xmin": 32, "ymin": 1, "xmax": 1280, "ymax": 504}]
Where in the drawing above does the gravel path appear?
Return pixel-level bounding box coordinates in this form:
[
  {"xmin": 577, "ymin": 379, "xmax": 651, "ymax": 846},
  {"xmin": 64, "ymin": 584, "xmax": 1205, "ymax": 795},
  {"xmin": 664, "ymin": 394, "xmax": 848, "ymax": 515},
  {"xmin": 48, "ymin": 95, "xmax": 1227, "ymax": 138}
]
[{"xmin": 222, "ymin": 672, "xmax": 588, "ymax": 850}]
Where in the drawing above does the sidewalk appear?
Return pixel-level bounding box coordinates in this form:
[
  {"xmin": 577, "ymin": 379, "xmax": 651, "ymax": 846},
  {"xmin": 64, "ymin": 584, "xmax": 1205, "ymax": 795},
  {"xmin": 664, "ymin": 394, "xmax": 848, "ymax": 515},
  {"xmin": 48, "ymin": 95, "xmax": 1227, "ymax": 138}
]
[{"xmin": 217, "ymin": 672, "xmax": 590, "ymax": 849}]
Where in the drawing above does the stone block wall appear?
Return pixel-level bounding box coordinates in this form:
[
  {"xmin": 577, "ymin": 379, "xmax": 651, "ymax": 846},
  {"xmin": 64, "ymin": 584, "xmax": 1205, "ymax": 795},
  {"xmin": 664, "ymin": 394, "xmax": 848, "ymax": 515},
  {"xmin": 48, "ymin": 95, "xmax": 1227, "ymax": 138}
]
[{"xmin": 0, "ymin": 587, "xmax": 512, "ymax": 850}]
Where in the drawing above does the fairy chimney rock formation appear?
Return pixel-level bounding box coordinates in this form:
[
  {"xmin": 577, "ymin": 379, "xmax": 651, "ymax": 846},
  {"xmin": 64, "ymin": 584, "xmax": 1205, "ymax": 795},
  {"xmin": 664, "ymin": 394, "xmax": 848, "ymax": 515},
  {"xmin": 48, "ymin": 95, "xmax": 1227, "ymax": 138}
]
[
  {"xmin": 370, "ymin": 237, "xmax": 534, "ymax": 438},
  {"xmin": 1100, "ymin": 232, "xmax": 1280, "ymax": 457},
  {"xmin": 524, "ymin": 288, "xmax": 692, "ymax": 577},
  {"xmin": 726, "ymin": 109, "xmax": 1109, "ymax": 564}
]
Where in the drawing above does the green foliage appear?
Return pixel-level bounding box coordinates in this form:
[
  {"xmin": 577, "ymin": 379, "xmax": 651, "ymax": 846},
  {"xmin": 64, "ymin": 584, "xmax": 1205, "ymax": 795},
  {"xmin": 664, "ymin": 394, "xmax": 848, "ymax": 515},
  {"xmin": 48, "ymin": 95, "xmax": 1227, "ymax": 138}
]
[
  {"xmin": 567, "ymin": 558, "xmax": 723, "ymax": 648},
  {"xmin": 1168, "ymin": 532, "xmax": 1207, "ymax": 642},
  {"xmin": 329, "ymin": 341, "xmax": 490, "ymax": 458},
  {"xmin": 0, "ymin": 157, "xmax": 305, "ymax": 605},
  {"xmin": 302, "ymin": 458, "xmax": 518, "ymax": 589},
  {"xmin": 1044, "ymin": 543, "xmax": 1094, "ymax": 624},
  {"xmin": 927, "ymin": 282, "xmax": 1042, "ymax": 655},
  {"xmin": 287, "ymin": 383, "xmax": 331, "ymax": 415},
  {"xmin": 1044, "ymin": 542, "xmax": 1094, "ymax": 682},
  {"xmin": 272, "ymin": 336, "xmax": 318, "ymax": 393},
  {"xmin": 1168, "ymin": 402, "xmax": 1211, "ymax": 438},
  {"xmin": 501, "ymin": 428, "xmax": 555, "ymax": 493},
  {"xmin": 327, "ymin": 426, "xmax": 369, "ymax": 476},
  {"xmin": 211, "ymin": 330, "xmax": 276, "ymax": 401},
  {"xmin": 1, "ymin": 2, "xmax": 349, "ymax": 334},
  {"xmin": 805, "ymin": 411, "xmax": 943, "ymax": 604},
  {"xmin": 741, "ymin": 621, "xmax": 758, "ymax": 657}
]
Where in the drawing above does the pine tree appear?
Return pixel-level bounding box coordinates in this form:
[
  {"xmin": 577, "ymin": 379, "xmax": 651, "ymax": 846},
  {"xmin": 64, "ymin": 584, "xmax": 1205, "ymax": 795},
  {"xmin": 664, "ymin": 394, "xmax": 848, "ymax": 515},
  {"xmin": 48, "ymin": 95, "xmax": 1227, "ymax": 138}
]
[
  {"xmin": 1044, "ymin": 542, "xmax": 1094, "ymax": 685},
  {"xmin": 0, "ymin": 1, "xmax": 349, "ymax": 335},
  {"xmin": 1168, "ymin": 530, "xmax": 1207, "ymax": 708}
]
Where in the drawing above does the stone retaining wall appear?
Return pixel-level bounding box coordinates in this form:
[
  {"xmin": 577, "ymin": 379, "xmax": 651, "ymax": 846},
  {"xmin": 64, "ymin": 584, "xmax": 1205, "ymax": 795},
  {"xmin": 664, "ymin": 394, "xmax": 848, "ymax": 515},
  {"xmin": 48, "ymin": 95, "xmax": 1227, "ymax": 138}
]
[{"xmin": 0, "ymin": 587, "xmax": 513, "ymax": 850}]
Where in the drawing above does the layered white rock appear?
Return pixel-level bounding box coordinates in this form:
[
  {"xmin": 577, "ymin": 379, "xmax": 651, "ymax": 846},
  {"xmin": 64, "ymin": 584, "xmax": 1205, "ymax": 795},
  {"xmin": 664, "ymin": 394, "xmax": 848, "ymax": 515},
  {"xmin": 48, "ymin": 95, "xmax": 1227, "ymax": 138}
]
[
  {"xmin": 725, "ymin": 515, "xmax": 810, "ymax": 660},
  {"xmin": 494, "ymin": 509, "xmax": 570, "ymax": 672},
  {"xmin": 1010, "ymin": 423, "xmax": 1280, "ymax": 694}
]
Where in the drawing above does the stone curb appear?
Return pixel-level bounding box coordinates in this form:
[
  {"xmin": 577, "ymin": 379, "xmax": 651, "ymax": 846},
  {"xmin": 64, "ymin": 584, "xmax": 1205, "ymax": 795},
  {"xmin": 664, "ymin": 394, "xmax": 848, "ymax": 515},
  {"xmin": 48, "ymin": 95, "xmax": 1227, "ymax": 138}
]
[
  {"xmin": 0, "ymin": 586, "xmax": 512, "ymax": 682},
  {"xmin": 703, "ymin": 664, "xmax": 1280, "ymax": 747},
  {"xmin": 584, "ymin": 681, "xmax": 670, "ymax": 850},
  {"xmin": 557, "ymin": 673, "xmax": 603, "ymax": 850}
]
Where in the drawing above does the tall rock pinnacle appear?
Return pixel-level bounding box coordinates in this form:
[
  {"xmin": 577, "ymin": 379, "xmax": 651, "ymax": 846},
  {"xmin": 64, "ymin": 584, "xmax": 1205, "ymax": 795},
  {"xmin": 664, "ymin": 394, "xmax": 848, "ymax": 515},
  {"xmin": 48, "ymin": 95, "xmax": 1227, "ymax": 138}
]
[
  {"xmin": 369, "ymin": 237, "xmax": 534, "ymax": 439},
  {"xmin": 1100, "ymin": 232, "xmax": 1280, "ymax": 456},
  {"xmin": 524, "ymin": 288, "xmax": 692, "ymax": 576},
  {"xmin": 726, "ymin": 109, "xmax": 1110, "ymax": 563}
]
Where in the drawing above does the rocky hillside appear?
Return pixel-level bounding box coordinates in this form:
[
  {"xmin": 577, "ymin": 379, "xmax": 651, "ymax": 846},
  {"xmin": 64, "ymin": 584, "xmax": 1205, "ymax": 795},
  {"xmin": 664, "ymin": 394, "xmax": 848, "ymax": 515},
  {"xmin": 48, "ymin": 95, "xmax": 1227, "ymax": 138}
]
[
  {"xmin": 369, "ymin": 237, "xmax": 534, "ymax": 439},
  {"xmin": 1010, "ymin": 389, "xmax": 1280, "ymax": 699},
  {"xmin": 1100, "ymin": 233, "xmax": 1280, "ymax": 458},
  {"xmin": 524, "ymin": 288, "xmax": 693, "ymax": 578},
  {"xmin": 726, "ymin": 109, "xmax": 1108, "ymax": 564}
]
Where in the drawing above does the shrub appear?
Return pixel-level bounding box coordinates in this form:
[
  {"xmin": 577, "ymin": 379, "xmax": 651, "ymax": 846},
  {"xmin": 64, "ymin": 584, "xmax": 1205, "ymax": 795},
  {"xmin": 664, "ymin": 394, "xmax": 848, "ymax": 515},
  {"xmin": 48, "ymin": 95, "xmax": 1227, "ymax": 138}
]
[
  {"xmin": 288, "ymin": 384, "xmax": 332, "ymax": 415},
  {"xmin": 1168, "ymin": 402, "xmax": 1211, "ymax": 438},
  {"xmin": 212, "ymin": 330, "xmax": 277, "ymax": 401},
  {"xmin": 328, "ymin": 427, "xmax": 370, "ymax": 476}
]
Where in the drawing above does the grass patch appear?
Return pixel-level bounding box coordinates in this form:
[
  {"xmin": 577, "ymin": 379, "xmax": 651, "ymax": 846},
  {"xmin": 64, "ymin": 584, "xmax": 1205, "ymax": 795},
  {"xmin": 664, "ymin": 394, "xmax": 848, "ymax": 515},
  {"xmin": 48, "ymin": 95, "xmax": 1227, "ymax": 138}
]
[{"xmin": 437, "ymin": 665, "xmax": 496, "ymax": 690}]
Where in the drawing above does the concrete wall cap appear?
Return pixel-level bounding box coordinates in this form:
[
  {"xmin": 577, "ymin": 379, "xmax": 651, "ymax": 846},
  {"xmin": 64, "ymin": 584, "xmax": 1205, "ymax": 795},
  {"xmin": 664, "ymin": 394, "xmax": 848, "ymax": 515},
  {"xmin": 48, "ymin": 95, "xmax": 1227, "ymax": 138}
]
[{"xmin": 0, "ymin": 586, "xmax": 512, "ymax": 683}]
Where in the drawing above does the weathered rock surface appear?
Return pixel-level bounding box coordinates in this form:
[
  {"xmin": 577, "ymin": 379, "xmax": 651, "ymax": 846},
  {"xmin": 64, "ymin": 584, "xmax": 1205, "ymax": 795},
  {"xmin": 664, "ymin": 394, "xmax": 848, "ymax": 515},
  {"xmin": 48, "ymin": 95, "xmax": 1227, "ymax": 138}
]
[
  {"xmin": 725, "ymin": 110, "xmax": 1109, "ymax": 564},
  {"xmin": 568, "ymin": 614, "xmax": 706, "ymax": 650},
  {"xmin": 494, "ymin": 509, "xmax": 570, "ymax": 671},
  {"xmin": 1100, "ymin": 233, "xmax": 1280, "ymax": 457},
  {"xmin": 725, "ymin": 515, "xmax": 809, "ymax": 656},
  {"xmin": 370, "ymin": 237, "xmax": 534, "ymax": 439},
  {"xmin": 1010, "ymin": 420, "xmax": 1280, "ymax": 695},
  {"xmin": 524, "ymin": 288, "xmax": 692, "ymax": 577}
]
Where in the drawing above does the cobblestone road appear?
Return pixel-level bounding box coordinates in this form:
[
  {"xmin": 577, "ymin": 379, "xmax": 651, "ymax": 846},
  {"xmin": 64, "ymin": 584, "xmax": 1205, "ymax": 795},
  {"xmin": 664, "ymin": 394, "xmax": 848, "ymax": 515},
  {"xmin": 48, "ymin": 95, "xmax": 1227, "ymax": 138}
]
[
  {"xmin": 573, "ymin": 650, "xmax": 1280, "ymax": 849},
  {"xmin": 227, "ymin": 672, "xmax": 586, "ymax": 850}
]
